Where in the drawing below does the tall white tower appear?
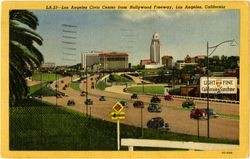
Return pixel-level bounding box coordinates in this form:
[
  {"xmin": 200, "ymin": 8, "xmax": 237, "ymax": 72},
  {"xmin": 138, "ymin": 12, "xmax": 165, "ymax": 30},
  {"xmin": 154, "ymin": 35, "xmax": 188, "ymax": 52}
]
[{"xmin": 150, "ymin": 32, "xmax": 161, "ymax": 64}]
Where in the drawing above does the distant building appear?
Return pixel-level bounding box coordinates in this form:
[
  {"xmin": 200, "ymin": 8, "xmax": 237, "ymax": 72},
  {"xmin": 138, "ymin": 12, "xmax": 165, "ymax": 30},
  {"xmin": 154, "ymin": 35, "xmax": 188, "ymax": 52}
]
[
  {"xmin": 175, "ymin": 62, "xmax": 198, "ymax": 70},
  {"xmin": 150, "ymin": 32, "xmax": 161, "ymax": 64},
  {"xmin": 145, "ymin": 63, "xmax": 163, "ymax": 69},
  {"xmin": 99, "ymin": 52, "xmax": 128, "ymax": 70},
  {"xmin": 162, "ymin": 56, "xmax": 173, "ymax": 68},
  {"xmin": 41, "ymin": 62, "xmax": 56, "ymax": 68},
  {"xmin": 185, "ymin": 54, "xmax": 196, "ymax": 63},
  {"xmin": 194, "ymin": 55, "xmax": 206, "ymax": 63},
  {"xmin": 82, "ymin": 51, "xmax": 128, "ymax": 71},
  {"xmin": 82, "ymin": 52, "xmax": 100, "ymax": 68},
  {"xmin": 140, "ymin": 59, "xmax": 152, "ymax": 65}
]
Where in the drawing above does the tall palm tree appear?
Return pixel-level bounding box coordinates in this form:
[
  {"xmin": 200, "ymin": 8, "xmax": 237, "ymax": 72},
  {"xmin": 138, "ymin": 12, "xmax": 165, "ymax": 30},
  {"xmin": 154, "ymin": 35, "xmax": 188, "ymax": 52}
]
[{"xmin": 9, "ymin": 10, "xmax": 44, "ymax": 106}]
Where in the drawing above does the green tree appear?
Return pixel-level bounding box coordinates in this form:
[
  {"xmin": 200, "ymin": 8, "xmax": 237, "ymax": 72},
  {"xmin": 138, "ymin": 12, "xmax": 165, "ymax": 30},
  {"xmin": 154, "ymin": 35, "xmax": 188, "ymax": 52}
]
[{"xmin": 9, "ymin": 10, "xmax": 43, "ymax": 106}]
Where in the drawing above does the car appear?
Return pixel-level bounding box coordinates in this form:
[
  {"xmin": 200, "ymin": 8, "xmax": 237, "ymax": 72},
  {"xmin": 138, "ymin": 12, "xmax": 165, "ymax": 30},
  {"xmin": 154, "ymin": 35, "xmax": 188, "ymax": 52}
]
[
  {"xmin": 56, "ymin": 94, "xmax": 63, "ymax": 98},
  {"xmin": 84, "ymin": 99, "xmax": 93, "ymax": 105},
  {"xmin": 182, "ymin": 99, "xmax": 196, "ymax": 108},
  {"xmin": 120, "ymin": 100, "xmax": 128, "ymax": 108},
  {"xmin": 67, "ymin": 100, "xmax": 75, "ymax": 106},
  {"xmin": 147, "ymin": 117, "xmax": 170, "ymax": 131},
  {"xmin": 190, "ymin": 108, "xmax": 207, "ymax": 120},
  {"xmin": 133, "ymin": 100, "xmax": 144, "ymax": 108},
  {"xmin": 131, "ymin": 93, "xmax": 138, "ymax": 99},
  {"xmin": 164, "ymin": 95, "xmax": 174, "ymax": 101},
  {"xmin": 151, "ymin": 96, "xmax": 161, "ymax": 103},
  {"xmin": 201, "ymin": 108, "xmax": 219, "ymax": 118},
  {"xmin": 99, "ymin": 96, "xmax": 106, "ymax": 101},
  {"xmin": 147, "ymin": 103, "xmax": 162, "ymax": 112},
  {"xmin": 80, "ymin": 91, "xmax": 85, "ymax": 96}
]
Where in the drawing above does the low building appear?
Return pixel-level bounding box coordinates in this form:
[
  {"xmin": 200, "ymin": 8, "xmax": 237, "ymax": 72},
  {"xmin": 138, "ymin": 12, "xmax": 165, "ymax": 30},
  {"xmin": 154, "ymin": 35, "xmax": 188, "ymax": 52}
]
[
  {"xmin": 162, "ymin": 56, "xmax": 173, "ymax": 68},
  {"xmin": 145, "ymin": 63, "xmax": 163, "ymax": 69},
  {"xmin": 41, "ymin": 62, "xmax": 56, "ymax": 68},
  {"xmin": 140, "ymin": 59, "xmax": 152, "ymax": 65},
  {"xmin": 175, "ymin": 62, "xmax": 198, "ymax": 70}
]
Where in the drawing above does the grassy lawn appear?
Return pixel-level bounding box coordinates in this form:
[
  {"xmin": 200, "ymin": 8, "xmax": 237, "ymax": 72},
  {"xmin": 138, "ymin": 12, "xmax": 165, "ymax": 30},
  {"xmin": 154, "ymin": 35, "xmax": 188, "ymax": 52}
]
[
  {"xmin": 29, "ymin": 82, "xmax": 57, "ymax": 96},
  {"xmin": 96, "ymin": 81, "xmax": 109, "ymax": 90},
  {"xmin": 32, "ymin": 72, "xmax": 63, "ymax": 81},
  {"xmin": 29, "ymin": 82, "xmax": 48, "ymax": 95},
  {"xmin": 9, "ymin": 99, "xmax": 238, "ymax": 150},
  {"xmin": 127, "ymin": 86, "xmax": 164, "ymax": 95},
  {"xmin": 108, "ymin": 74, "xmax": 133, "ymax": 83},
  {"xmin": 70, "ymin": 82, "xmax": 81, "ymax": 91}
]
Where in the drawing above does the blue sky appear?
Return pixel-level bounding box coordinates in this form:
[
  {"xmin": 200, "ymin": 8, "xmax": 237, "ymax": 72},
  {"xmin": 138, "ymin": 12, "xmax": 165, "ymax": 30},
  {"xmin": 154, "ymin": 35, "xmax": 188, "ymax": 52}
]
[{"xmin": 33, "ymin": 10, "xmax": 240, "ymax": 66}]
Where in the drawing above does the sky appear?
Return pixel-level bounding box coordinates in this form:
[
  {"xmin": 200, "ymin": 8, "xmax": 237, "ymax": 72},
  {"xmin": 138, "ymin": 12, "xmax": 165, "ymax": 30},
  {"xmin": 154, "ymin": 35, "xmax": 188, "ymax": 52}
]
[{"xmin": 32, "ymin": 10, "xmax": 240, "ymax": 66}]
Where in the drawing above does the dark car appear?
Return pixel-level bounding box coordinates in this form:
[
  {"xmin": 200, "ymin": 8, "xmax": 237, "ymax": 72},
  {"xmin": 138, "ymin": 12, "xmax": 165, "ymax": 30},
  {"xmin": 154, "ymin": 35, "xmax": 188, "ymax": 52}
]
[
  {"xmin": 147, "ymin": 103, "xmax": 162, "ymax": 112},
  {"xmin": 190, "ymin": 108, "xmax": 207, "ymax": 120},
  {"xmin": 133, "ymin": 100, "xmax": 144, "ymax": 108},
  {"xmin": 67, "ymin": 99, "xmax": 75, "ymax": 106},
  {"xmin": 120, "ymin": 100, "xmax": 128, "ymax": 108},
  {"xmin": 84, "ymin": 99, "xmax": 93, "ymax": 105},
  {"xmin": 164, "ymin": 95, "xmax": 174, "ymax": 101},
  {"xmin": 131, "ymin": 93, "xmax": 138, "ymax": 99},
  {"xmin": 147, "ymin": 117, "xmax": 170, "ymax": 131},
  {"xmin": 182, "ymin": 99, "xmax": 196, "ymax": 108},
  {"xmin": 201, "ymin": 108, "xmax": 219, "ymax": 118},
  {"xmin": 151, "ymin": 96, "xmax": 161, "ymax": 103},
  {"xmin": 80, "ymin": 91, "xmax": 86, "ymax": 96},
  {"xmin": 99, "ymin": 96, "xmax": 106, "ymax": 101}
]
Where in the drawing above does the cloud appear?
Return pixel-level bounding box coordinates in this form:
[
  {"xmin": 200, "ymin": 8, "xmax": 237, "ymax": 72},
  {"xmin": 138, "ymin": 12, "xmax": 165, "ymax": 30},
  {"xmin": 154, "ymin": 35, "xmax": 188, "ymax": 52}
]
[
  {"xmin": 120, "ymin": 10, "xmax": 218, "ymax": 22},
  {"xmin": 120, "ymin": 10, "xmax": 171, "ymax": 22}
]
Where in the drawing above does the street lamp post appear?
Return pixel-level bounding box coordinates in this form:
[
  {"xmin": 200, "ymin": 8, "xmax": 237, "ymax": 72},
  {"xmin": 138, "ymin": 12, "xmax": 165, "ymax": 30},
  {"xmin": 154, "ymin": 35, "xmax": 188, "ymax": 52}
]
[
  {"xmin": 206, "ymin": 39, "xmax": 237, "ymax": 138},
  {"xmin": 142, "ymin": 81, "xmax": 144, "ymax": 93}
]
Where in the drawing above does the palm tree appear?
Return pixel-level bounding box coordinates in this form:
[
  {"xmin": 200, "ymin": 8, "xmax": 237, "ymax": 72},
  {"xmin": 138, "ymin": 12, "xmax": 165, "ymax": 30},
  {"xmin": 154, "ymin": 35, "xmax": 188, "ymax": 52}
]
[{"xmin": 9, "ymin": 10, "xmax": 43, "ymax": 106}]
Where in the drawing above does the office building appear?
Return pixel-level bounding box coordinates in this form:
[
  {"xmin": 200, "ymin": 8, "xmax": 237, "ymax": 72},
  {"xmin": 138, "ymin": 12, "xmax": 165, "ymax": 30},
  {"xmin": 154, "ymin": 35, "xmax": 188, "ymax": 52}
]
[{"xmin": 150, "ymin": 32, "xmax": 161, "ymax": 64}]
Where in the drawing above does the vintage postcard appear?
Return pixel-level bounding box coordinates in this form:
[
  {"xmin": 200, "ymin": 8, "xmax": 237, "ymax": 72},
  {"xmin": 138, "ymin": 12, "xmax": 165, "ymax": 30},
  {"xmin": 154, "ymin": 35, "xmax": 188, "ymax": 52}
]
[{"xmin": 1, "ymin": 1, "xmax": 249, "ymax": 158}]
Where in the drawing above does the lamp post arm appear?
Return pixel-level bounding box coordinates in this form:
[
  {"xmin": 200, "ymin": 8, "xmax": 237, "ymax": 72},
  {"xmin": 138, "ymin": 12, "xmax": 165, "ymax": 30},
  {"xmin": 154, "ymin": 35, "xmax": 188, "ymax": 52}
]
[{"xmin": 208, "ymin": 40, "xmax": 235, "ymax": 57}]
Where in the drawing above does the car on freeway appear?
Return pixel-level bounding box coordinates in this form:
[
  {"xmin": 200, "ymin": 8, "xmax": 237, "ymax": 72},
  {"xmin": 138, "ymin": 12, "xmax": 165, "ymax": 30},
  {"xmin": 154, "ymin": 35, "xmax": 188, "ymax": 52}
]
[
  {"xmin": 147, "ymin": 103, "xmax": 162, "ymax": 112},
  {"xmin": 131, "ymin": 93, "xmax": 138, "ymax": 99},
  {"xmin": 164, "ymin": 95, "xmax": 174, "ymax": 101},
  {"xmin": 147, "ymin": 117, "xmax": 170, "ymax": 131},
  {"xmin": 190, "ymin": 108, "xmax": 207, "ymax": 120},
  {"xmin": 120, "ymin": 100, "xmax": 128, "ymax": 108},
  {"xmin": 201, "ymin": 108, "xmax": 219, "ymax": 118},
  {"xmin": 67, "ymin": 99, "xmax": 75, "ymax": 106},
  {"xmin": 99, "ymin": 96, "xmax": 106, "ymax": 101},
  {"xmin": 182, "ymin": 99, "xmax": 196, "ymax": 108},
  {"xmin": 133, "ymin": 100, "xmax": 144, "ymax": 108},
  {"xmin": 80, "ymin": 91, "xmax": 85, "ymax": 96},
  {"xmin": 84, "ymin": 99, "xmax": 93, "ymax": 105},
  {"xmin": 151, "ymin": 95, "xmax": 161, "ymax": 103}
]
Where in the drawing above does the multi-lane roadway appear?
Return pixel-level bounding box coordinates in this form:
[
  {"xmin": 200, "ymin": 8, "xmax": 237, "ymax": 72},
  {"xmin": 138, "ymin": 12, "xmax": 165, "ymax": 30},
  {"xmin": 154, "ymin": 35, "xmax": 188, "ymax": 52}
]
[{"xmin": 43, "ymin": 75, "xmax": 239, "ymax": 141}]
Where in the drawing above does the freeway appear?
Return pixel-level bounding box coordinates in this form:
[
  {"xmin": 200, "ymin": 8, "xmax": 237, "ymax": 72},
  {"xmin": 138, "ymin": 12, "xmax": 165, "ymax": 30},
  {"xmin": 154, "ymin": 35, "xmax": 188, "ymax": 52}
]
[{"xmin": 43, "ymin": 75, "xmax": 239, "ymax": 140}]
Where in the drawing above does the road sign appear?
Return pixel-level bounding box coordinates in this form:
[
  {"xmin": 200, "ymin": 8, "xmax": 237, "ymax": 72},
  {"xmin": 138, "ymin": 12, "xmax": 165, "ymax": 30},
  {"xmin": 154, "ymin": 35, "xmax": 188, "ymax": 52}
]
[
  {"xmin": 110, "ymin": 112, "xmax": 125, "ymax": 120},
  {"xmin": 112, "ymin": 102, "xmax": 124, "ymax": 113}
]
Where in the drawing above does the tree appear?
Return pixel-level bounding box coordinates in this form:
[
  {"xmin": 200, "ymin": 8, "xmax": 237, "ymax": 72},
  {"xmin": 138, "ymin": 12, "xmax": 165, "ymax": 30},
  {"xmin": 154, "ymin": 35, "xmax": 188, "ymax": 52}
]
[{"xmin": 9, "ymin": 10, "xmax": 43, "ymax": 106}]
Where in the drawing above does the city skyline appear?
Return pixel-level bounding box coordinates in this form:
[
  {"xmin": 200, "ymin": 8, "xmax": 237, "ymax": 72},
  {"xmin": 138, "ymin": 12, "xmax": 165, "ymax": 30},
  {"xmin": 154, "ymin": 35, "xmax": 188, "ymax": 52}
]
[{"xmin": 33, "ymin": 10, "xmax": 240, "ymax": 66}]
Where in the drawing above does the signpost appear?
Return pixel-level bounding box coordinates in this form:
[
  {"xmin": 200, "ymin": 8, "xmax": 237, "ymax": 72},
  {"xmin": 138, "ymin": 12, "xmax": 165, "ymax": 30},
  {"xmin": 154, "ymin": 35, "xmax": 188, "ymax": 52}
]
[
  {"xmin": 200, "ymin": 77, "xmax": 237, "ymax": 94},
  {"xmin": 110, "ymin": 102, "xmax": 125, "ymax": 151}
]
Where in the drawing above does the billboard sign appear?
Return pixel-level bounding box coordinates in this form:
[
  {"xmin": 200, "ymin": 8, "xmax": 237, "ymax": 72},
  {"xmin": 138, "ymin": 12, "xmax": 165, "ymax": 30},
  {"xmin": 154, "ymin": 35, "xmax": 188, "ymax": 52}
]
[{"xmin": 200, "ymin": 77, "xmax": 237, "ymax": 94}]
